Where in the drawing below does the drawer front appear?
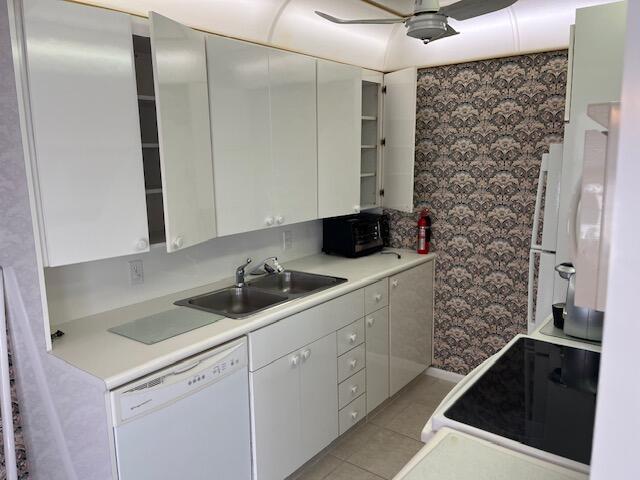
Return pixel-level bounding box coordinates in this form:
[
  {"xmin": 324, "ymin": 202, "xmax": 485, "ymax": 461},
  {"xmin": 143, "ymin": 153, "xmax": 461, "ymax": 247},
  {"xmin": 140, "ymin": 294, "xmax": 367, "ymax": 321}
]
[
  {"xmin": 249, "ymin": 289, "xmax": 364, "ymax": 371},
  {"xmin": 339, "ymin": 394, "xmax": 366, "ymax": 435},
  {"xmin": 337, "ymin": 343, "xmax": 365, "ymax": 383},
  {"xmin": 364, "ymin": 279, "xmax": 388, "ymax": 314},
  {"xmin": 336, "ymin": 318, "xmax": 365, "ymax": 356},
  {"xmin": 338, "ymin": 369, "xmax": 366, "ymax": 409}
]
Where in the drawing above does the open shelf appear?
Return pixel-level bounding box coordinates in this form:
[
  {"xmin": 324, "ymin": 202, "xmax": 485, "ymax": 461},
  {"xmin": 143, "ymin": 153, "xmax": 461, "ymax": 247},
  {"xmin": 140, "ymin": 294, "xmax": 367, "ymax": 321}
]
[
  {"xmin": 134, "ymin": 34, "xmax": 165, "ymax": 246},
  {"xmin": 360, "ymin": 172, "xmax": 376, "ymax": 178},
  {"xmin": 361, "ymin": 145, "xmax": 377, "ymax": 149},
  {"xmin": 361, "ymin": 115, "xmax": 377, "ymax": 121}
]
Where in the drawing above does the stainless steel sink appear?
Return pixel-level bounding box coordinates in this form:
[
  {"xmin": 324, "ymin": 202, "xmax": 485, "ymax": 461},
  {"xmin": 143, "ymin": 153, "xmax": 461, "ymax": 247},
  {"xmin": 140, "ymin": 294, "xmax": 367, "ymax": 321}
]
[
  {"xmin": 175, "ymin": 286, "xmax": 289, "ymax": 319},
  {"xmin": 175, "ymin": 271, "xmax": 348, "ymax": 319},
  {"xmin": 248, "ymin": 270, "xmax": 347, "ymax": 297}
]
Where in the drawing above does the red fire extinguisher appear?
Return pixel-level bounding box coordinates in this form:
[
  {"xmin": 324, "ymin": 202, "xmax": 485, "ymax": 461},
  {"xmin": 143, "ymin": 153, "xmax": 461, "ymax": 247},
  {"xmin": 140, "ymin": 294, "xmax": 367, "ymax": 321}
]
[{"xmin": 417, "ymin": 209, "xmax": 431, "ymax": 254}]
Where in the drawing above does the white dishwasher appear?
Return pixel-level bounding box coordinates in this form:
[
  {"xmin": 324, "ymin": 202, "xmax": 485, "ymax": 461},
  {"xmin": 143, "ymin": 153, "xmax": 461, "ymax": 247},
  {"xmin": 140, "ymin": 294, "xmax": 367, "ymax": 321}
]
[{"xmin": 111, "ymin": 338, "xmax": 251, "ymax": 480}]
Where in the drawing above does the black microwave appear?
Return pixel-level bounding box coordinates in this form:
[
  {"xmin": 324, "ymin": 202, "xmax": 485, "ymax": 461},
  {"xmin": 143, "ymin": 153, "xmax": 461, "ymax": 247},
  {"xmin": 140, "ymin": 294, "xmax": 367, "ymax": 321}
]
[{"xmin": 322, "ymin": 213, "xmax": 384, "ymax": 258}]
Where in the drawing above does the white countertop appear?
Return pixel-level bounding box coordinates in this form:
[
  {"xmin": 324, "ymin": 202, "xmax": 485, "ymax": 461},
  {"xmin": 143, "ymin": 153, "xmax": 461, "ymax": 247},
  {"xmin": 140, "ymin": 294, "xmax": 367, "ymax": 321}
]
[{"xmin": 51, "ymin": 250, "xmax": 435, "ymax": 389}]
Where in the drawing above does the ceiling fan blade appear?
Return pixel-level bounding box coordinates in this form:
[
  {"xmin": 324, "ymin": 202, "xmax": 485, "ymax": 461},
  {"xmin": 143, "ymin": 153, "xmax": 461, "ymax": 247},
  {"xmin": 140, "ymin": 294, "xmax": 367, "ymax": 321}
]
[
  {"xmin": 424, "ymin": 24, "xmax": 459, "ymax": 44},
  {"xmin": 314, "ymin": 11, "xmax": 407, "ymax": 25},
  {"xmin": 439, "ymin": 0, "xmax": 517, "ymax": 21}
]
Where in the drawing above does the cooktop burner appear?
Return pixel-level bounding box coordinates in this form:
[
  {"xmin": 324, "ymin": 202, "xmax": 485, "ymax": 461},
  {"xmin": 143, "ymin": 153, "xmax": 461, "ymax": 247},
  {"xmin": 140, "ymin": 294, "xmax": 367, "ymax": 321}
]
[{"xmin": 444, "ymin": 338, "xmax": 600, "ymax": 465}]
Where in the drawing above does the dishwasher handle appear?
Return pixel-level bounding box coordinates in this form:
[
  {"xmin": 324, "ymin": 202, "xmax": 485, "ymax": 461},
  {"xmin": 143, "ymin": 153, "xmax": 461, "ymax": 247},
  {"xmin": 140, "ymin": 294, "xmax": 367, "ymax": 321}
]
[{"xmin": 172, "ymin": 360, "xmax": 201, "ymax": 375}]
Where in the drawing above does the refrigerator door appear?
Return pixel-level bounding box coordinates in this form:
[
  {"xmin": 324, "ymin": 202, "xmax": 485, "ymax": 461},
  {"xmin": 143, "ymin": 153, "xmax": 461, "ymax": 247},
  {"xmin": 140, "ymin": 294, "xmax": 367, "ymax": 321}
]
[
  {"xmin": 541, "ymin": 144, "xmax": 564, "ymax": 252},
  {"xmin": 528, "ymin": 250, "xmax": 557, "ymax": 332},
  {"xmin": 531, "ymin": 146, "xmax": 563, "ymax": 252}
]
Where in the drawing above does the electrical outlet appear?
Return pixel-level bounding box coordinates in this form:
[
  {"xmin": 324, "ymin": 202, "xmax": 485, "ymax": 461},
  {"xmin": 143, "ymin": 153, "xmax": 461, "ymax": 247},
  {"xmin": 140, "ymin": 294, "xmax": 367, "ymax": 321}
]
[
  {"xmin": 128, "ymin": 259, "xmax": 144, "ymax": 285},
  {"xmin": 283, "ymin": 230, "xmax": 293, "ymax": 251}
]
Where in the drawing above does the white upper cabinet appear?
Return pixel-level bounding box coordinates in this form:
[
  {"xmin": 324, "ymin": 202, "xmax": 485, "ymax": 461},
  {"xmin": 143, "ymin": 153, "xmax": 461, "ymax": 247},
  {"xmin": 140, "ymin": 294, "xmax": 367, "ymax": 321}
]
[
  {"xmin": 149, "ymin": 12, "xmax": 217, "ymax": 252},
  {"xmin": 269, "ymin": 50, "xmax": 318, "ymax": 226},
  {"xmin": 206, "ymin": 36, "xmax": 273, "ymax": 236},
  {"xmin": 382, "ymin": 67, "xmax": 417, "ymax": 213},
  {"xmin": 207, "ymin": 36, "xmax": 319, "ymax": 236},
  {"xmin": 22, "ymin": 0, "xmax": 149, "ymax": 266},
  {"xmin": 317, "ymin": 59, "xmax": 362, "ymax": 218}
]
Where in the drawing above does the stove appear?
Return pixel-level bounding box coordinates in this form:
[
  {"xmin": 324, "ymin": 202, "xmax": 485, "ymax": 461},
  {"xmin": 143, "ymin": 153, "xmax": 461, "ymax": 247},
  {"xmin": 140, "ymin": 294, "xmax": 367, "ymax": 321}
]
[{"xmin": 442, "ymin": 337, "xmax": 600, "ymax": 466}]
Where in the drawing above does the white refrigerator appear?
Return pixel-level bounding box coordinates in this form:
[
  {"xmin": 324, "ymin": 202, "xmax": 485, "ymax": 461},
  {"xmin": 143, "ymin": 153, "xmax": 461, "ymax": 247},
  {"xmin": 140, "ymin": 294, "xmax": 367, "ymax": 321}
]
[{"xmin": 527, "ymin": 143, "xmax": 565, "ymax": 332}]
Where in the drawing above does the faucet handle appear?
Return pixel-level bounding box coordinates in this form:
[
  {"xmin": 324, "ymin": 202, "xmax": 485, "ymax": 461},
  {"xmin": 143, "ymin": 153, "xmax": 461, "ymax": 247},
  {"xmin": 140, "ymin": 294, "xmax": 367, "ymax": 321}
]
[{"xmin": 241, "ymin": 257, "xmax": 252, "ymax": 268}]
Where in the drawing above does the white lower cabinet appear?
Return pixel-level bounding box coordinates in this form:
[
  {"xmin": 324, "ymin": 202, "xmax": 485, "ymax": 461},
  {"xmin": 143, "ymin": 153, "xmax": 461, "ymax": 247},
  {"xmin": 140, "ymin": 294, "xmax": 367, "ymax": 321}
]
[
  {"xmin": 251, "ymin": 333, "xmax": 338, "ymax": 480},
  {"xmin": 250, "ymin": 260, "xmax": 435, "ymax": 478},
  {"xmin": 365, "ymin": 307, "xmax": 389, "ymax": 414},
  {"xmin": 389, "ymin": 261, "xmax": 434, "ymax": 395}
]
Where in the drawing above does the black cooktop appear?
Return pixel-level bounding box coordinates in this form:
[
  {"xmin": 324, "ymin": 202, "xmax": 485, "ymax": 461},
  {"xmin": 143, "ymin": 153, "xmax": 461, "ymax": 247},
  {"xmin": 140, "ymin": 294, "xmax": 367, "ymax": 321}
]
[{"xmin": 444, "ymin": 338, "xmax": 600, "ymax": 465}]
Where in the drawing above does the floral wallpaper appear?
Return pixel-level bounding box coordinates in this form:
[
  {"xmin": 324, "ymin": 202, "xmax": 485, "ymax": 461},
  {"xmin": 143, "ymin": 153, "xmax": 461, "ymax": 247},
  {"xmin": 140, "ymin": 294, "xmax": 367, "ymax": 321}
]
[{"xmin": 386, "ymin": 50, "xmax": 568, "ymax": 375}]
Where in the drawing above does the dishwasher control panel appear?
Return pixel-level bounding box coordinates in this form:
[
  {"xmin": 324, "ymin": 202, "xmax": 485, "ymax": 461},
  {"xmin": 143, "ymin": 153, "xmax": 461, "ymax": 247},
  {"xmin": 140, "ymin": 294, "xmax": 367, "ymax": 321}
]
[{"xmin": 111, "ymin": 339, "xmax": 247, "ymax": 425}]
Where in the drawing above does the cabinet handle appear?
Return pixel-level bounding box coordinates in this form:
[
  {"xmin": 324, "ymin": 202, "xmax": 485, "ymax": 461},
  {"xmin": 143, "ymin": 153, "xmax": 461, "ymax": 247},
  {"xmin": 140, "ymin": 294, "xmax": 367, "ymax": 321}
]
[
  {"xmin": 350, "ymin": 411, "xmax": 359, "ymax": 421},
  {"xmin": 290, "ymin": 354, "xmax": 300, "ymax": 367},
  {"xmin": 265, "ymin": 217, "xmax": 274, "ymax": 226},
  {"xmin": 351, "ymin": 385, "xmax": 359, "ymax": 395},
  {"xmin": 173, "ymin": 236, "xmax": 184, "ymax": 249},
  {"xmin": 366, "ymin": 317, "xmax": 375, "ymax": 327},
  {"xmin": 349, "ymin": 359, "xmax": 357, "ymax": 370},
  {"xmin": 374, "ymin": 293, "xmax": 382, "ymax": 302},
  {"xmin": 301, "ymin": 349, "xmax": 311, "ymax": 362},
  {"xmin": 275, "ymin": 216, "xmax": 284, "ymax": 225},
  {"xmin": 348, "ymin": 333, "xmax": 357, "ymax": 344},
  {"xmin": 136, "ymin": 238, "xmax": 149, "ymax": 251},
  {"xmin": 392, "ymin": 279, "xmax": 399, "ymax": 289}
]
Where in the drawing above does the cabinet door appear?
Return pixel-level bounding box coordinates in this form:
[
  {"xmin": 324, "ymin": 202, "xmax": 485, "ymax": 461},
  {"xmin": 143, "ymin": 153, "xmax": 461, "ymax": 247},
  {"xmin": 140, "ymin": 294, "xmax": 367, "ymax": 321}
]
[
  {"xmin": 23, "ymin": 0, "xmax": 149, "ymax": 266},
  {"xmin": 206, "ymin": 36, "xmax": 273, "ymax": 236},
  {"xmin": 269, "ymin": 50, "xmax": 318, "ymax": 226},
  {"xmin": 149, "ymin": 13, "xmax": 216, "ymax": 252},
  {"xmin": 299, "ymin": 333, "xmax": 338, "ymax": 463},
  {"xmin": 251, "ymin": 351, "xmax": 302, "ymax": 480},
  {"xmin": 317, "ymin": 60, "xmax": 362, "ymax": 218},
  {"xmin": 366, "ymin": 307, "xmax": 389, "ymax": 413},
  {"xmin": 389, "ymin": 262, "xmax": 434, "ymax": 395},
  {"xmin": 382, "ymin": 67, "xmax": 417, "ymax": 213}
]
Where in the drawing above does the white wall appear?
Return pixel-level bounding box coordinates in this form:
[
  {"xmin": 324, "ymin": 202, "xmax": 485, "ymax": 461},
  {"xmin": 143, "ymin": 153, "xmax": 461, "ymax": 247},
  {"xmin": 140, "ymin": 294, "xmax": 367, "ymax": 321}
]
[
  {"xmin": 590, "ymin": 1, "xmax": 640, "ymax": 477},
  {"xmin": 45, "ymin": 220, "xmax": 322, "ymax": 324}
]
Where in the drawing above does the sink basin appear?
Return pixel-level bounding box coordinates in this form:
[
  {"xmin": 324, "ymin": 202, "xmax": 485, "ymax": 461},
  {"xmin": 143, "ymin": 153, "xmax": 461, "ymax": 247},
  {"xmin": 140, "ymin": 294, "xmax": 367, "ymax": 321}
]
[
  {"xmin": 175, "ymin": 287, "xmax": 289, "ymax": 319},
  {"xmin": 248, "ymin": 270, "xmax": 347, "ymax": 297}
]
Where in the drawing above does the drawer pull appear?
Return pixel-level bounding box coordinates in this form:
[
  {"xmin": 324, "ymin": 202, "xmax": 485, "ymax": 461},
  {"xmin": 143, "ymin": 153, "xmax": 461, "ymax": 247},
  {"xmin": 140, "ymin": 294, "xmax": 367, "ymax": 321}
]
[
  {"xmin": 392, "ymin": 279, "xmax": 399, "ymax": 288},
  {"xmin": 374, "ymin": 293, "xmax": 382, "ymax": 302},
  {"xmin": 351, "ymin": 385, "xmax": 359, "ymax": 395},
  {"xmin": 349, "ymin": 359, "xmax": 357, "ymax": 370},
  {"xmin": 366, "ymin": 317, "xmax": 375, "ymax": 327},
  {"xmin": 301, "ymin": 349, "xmax": 311, "ymax": 362},
  {"xmin": 351, "ymin": 411, "xmax": 359, "ymax": 421},
  {"xmin": 348, "ymin": 333, "xmax": 357, "ymax": 344}
]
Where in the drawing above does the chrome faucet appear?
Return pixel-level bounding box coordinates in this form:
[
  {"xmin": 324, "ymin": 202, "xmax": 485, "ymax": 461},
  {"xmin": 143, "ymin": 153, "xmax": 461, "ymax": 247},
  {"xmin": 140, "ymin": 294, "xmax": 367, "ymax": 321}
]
[
  {"xmin": 250, "ymin": 256, "xmax": 284, "ymax": 276},
  {"xmin": 235, "ymin": 257, "xmax": 252, "ymax": 287}
]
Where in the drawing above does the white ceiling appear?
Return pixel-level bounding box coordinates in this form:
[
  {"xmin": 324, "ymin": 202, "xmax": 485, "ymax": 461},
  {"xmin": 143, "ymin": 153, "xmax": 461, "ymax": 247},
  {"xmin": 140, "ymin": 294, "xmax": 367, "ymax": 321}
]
[{"xmin": 75, "ymin": 0, "xmax": 620, "ymax": 71}]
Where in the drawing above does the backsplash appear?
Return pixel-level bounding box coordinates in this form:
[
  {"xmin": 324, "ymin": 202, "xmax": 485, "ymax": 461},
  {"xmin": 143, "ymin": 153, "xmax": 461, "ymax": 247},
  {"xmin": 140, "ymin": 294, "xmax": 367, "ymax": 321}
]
[
  {"xmin": 386, "ymin": 50, "xmax": 568, "ymax": 375},
  {"xmin": 45, "ymin": 221, "xmax": 322, "ymax": 324}
]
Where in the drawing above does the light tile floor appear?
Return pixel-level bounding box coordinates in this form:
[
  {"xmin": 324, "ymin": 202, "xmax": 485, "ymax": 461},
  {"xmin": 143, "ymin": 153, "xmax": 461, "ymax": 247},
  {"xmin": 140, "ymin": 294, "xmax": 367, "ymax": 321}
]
[{"xmin": 291, "ymin": 375, "xmax": 456, "ymax": 480}]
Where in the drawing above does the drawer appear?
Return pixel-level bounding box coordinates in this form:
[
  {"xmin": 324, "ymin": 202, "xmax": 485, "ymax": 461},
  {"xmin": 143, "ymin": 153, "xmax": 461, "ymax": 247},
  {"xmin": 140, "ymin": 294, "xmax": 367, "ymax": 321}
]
[
  {"xmin": 364, "ymin": 279, "xmax": 388, "ymax": 314},
  {"xmin": 337, "ymin": 318, "xmax": 365, "ymax": 356},
  {"xmin": 249, "ymin": 288, "xmax": 364, "ymax": 371},
  {"xmin": 339, "ymin": 394, "xmax": 366, "ymax": 435},
  {"xmin": 337, "ymin": 343, "xmax": 365, "ymax": 383},
  {"xmin": 338, "ymin": 369, "xmax": 366, "ymax": 409}
]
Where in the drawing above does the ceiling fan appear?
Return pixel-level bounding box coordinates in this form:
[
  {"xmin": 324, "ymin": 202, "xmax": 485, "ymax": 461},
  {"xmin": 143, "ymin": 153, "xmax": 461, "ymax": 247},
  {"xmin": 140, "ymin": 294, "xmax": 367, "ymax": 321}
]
[{"xmin": 315, "ymin": 0, "xmax": 518, "ymax": 44}]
